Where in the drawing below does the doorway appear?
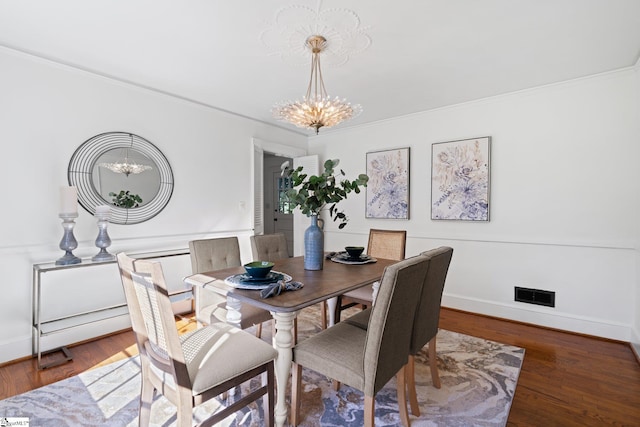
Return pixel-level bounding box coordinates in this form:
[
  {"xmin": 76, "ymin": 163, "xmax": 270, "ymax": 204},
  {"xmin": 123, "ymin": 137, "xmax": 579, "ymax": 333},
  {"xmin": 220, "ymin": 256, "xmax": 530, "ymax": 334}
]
[
  {"xmin": 251, "ymin": 138, "xmax": 310, "ymax": 256},
  {"xmin": 263, "ymin": 153, "xmax": 294, "ymax": 255}
]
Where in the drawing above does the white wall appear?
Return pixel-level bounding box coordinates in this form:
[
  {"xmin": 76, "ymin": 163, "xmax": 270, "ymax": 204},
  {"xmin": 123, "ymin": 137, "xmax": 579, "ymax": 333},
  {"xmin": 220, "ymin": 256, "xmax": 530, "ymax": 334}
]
[
  {"xmin": 310, "ymin": 68, "xmax": 639, "ymax": 342},
  {"xmin": 0, "ymin": 47, "xmax": 306, "ymax": 364},
  {"xmin": 633, "ymin": 58, "xmax": 640, "ymax": 359}
]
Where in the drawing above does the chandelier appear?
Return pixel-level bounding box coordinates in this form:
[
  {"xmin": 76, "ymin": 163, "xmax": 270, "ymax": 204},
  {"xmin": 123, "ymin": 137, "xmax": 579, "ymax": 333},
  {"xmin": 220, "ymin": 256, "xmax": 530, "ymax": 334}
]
[
  {"xmin": 99, "ymin": 135, "xmax": 152, "ymax": 177},
  {"xmin": 100, "ymin": 156, "xmax": 151, "ymax": 177},
  {"xmin": 272, "ymin": 35, "xmax": 362, "ymax": 134}
]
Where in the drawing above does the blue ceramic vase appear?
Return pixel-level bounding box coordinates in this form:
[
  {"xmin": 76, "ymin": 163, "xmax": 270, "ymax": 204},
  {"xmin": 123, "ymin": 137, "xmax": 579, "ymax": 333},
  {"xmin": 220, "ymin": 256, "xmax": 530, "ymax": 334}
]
[{"xmin": 304, "ymin": 215, "xmax": 324, "ymax": 270}]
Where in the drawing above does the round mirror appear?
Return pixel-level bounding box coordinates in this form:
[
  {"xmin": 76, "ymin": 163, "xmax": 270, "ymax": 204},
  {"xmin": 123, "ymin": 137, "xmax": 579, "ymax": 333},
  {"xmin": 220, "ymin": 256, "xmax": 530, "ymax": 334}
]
[{"xmin": 68, "ymin": 132, "xmax": 174, "ymax": 224}]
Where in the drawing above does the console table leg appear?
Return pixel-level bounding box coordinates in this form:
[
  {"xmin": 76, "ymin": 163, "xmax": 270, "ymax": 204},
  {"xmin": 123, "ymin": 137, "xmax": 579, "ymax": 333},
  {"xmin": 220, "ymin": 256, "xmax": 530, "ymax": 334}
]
[{"xmin": 38, "ymin": 346, "xmax": 73, "ymax": 370}]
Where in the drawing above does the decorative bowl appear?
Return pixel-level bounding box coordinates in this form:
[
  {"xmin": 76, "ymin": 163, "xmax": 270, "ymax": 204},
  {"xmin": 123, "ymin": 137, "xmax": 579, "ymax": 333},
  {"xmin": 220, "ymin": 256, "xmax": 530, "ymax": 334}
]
[
  {"xmin": 244, "ymin": 261, "xmax": 275, "ymax": 278},
  {"xmin": 345, "ymin": 246, "xmax": 365, "ymax": 259}
]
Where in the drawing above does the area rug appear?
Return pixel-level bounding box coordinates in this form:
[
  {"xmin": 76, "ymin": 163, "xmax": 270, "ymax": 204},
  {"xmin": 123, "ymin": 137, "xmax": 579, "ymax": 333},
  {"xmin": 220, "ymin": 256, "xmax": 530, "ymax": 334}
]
[{"xmin": 0, "ymin": 307, "xmax": 524, "ymax": 426}]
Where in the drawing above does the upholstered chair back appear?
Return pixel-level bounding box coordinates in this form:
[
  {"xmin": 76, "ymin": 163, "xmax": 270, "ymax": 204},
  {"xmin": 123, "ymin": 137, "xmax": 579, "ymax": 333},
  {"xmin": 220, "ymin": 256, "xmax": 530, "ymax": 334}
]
[
  {"xmin": 411, "ymin": 247, "xmax": 454, "ymax": 354},
  {"xmin": 250, "ymin": 233, "xmax": 289, "ymax": 261},
  {"xmin": 189, "ymin": 237, "xmax": 242, "ymax": 273}
]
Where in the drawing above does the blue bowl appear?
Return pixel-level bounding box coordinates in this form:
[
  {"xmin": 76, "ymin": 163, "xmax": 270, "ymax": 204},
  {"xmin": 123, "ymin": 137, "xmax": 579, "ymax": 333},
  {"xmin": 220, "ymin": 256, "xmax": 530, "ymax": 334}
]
[
  {"xmin": 244, "ymin": 261, "xmax": 275, "ymax": 278},
  {"xmin": 345, "ymin": 246, "xmax": 365, "ymax": 259}
]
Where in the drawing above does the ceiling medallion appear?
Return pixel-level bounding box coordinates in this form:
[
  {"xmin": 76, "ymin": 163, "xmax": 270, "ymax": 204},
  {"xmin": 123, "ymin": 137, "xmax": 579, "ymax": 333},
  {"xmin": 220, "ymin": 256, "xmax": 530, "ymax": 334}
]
[{"xmin": 260, "ymin": 3, "xmax": 372, "ymax": 67}]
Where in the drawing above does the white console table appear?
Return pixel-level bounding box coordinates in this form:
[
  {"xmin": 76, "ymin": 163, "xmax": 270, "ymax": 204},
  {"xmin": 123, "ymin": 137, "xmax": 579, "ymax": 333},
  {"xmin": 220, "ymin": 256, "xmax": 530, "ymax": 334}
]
[{"xmin": 32, "ymin": 249, "xmax": 190, "ymax": 369}]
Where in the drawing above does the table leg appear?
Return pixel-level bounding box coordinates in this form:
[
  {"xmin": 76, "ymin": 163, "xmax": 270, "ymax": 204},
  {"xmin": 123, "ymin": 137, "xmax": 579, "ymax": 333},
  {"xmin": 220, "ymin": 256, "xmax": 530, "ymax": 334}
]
[
  {"xmin": 225, "ymin": 296, "xmax": 244, "ymax": 397},
  {"xmin": 271, "ymin": 310, "xmax": 297, "ymax": 427},
  {"xmin": 225, "ymin": 296, "xmax": 242, "ymax": 329},
  {"xmin": 371, "ymin": 280, "xmax": 381, "ymax": 305},
  {"xmin": 326, "ymin": 296, "xmax": 337, "ymax": 327}
]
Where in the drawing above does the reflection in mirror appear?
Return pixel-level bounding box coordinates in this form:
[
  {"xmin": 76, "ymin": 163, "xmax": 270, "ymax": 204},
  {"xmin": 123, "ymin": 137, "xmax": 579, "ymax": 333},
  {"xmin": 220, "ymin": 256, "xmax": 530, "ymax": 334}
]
[
  {"xmin": 93, "ymin": 148, "xmax": 161, "ymax": 207},
  {"xmin": 68, "ymin": 132, "xmax": 173, "ymax": 224}
]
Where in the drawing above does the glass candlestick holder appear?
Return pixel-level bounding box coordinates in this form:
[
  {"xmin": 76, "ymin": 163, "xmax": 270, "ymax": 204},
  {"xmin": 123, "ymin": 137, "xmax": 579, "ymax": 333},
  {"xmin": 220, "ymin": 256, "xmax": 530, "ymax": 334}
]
[
  {"xmin": 92, "ymin": 210, "xmax": 114, "ymax": 262},
  {"xmin": 55, "ymin": 213, "xmax": 82, "ymax": 265}
]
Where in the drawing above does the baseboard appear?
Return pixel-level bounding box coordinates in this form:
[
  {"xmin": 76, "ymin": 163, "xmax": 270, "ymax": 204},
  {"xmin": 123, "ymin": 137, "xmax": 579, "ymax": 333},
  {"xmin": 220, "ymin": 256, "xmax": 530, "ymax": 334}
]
[
  {"xmin": 632, "ymin": 343, "xmax": 640, "ymax": 366},
  {"xmin": 0, "ymin": 315, "xmax": 132, "ymax": 366},
  {"xmin": 631, "ymin": 328, "xmax": 640, "ymax": 366},
  {"xmin": 0, "ymin": 335, "xmax": 32, "ymax": 366},
  {"xmin": 442, "ymin": 293, "xmax": 631, "ymax": 342}
]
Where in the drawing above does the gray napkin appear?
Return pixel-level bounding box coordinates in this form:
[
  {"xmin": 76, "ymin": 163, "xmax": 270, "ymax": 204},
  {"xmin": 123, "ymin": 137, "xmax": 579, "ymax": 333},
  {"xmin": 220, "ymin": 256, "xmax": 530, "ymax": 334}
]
[{"xmin": 260, "ymin": 280, "xmax": 304, "ymax": 299}]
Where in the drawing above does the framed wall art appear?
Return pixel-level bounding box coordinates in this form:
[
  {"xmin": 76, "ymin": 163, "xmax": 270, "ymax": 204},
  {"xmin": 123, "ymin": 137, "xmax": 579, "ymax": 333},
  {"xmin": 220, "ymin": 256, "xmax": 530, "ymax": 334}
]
[
  {"xmin": 431, "ymin": 136, "xmax": 490, "ymax": 221},
  {"xmin": 365, "ymin": 147, "xmax": 410, "ymax": 219}
]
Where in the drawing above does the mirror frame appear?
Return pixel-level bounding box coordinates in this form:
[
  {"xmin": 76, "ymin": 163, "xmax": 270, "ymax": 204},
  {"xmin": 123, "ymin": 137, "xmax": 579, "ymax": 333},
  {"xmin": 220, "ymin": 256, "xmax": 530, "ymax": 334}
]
[{"xmin": 68, "ymin": 131, "xmax": 174, "ymax": 224}]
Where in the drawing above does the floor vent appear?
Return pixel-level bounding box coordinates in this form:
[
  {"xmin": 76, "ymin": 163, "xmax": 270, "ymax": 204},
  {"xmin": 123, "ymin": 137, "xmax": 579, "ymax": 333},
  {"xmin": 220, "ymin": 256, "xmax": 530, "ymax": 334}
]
[{"xmin": 514, "ymin": 286, "xmax": 555, "ymax": 307}]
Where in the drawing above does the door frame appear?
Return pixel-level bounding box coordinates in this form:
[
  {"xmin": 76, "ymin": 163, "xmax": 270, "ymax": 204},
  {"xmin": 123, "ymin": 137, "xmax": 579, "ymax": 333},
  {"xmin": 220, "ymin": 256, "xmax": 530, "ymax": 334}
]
[{"xmin": 251, "ymin": 138, "xmax": 307, "ymax": 242}]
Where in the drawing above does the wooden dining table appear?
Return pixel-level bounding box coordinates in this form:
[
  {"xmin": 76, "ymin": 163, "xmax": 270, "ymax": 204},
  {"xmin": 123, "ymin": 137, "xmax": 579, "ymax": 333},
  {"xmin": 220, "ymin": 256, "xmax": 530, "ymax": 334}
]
[{"xmin": 184, "ymin": 255, "xmax": 396, "ymax": 427}]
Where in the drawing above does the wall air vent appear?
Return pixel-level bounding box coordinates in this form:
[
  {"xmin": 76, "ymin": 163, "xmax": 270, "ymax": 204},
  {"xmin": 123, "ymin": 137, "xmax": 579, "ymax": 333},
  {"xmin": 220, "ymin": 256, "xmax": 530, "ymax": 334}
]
[{"xmin": 514, "ymin": 286, "xmax": 555, "ymax": 308}]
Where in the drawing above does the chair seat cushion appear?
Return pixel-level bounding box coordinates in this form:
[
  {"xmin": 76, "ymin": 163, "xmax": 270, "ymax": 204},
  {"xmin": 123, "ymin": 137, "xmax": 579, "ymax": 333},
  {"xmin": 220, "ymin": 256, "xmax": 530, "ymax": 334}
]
[
  {"xmin": 343, "ymin": 283, "xmax": 374, "ymax": 303},
  {"xmin": 343, "ymin": 307, "xmax": 372, "ymax": 330},
  {"xmin": 180, "ymin": 322, "xmax": 277, "ymax": 395},
  {"xmin": 293, "ymin": 321, "xmax": 366, "ymax": 391}
]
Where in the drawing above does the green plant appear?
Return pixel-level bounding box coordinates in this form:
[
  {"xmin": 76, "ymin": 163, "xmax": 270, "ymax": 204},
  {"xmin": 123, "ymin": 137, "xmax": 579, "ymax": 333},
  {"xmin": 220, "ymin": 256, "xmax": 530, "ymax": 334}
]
[
  {"xmin": 109, "ymin": 190, "xmax": 143, "ymax": 209},
  {"xmin": 282, "ymin": 159, "xmax": 368, "ymax": 229}
]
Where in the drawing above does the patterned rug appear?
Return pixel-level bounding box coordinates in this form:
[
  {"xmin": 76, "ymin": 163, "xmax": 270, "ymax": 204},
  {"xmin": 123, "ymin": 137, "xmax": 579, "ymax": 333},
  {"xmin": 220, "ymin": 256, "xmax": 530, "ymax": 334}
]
[{"xmin": 0, "ymin": 307, "xmax": 524, "ymax": 426}]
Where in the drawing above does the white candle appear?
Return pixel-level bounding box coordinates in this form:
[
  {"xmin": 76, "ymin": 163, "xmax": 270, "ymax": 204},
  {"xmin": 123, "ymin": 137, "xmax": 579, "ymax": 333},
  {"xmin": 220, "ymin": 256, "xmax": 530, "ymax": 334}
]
[
  {"xmin": 95, "ymin": 205, "xmax": 111, "ymax": 217},
  {"xmin": 60, "ymin": 186, "xmax": 78, "ymax": 215},
  {"xmin": 95, "ymin": 205, "xmax": 110, "ymax": 214}
]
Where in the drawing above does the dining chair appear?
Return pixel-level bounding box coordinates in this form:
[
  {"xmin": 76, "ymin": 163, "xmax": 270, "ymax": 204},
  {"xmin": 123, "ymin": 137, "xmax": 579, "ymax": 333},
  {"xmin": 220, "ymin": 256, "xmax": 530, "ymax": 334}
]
[
  {"xmin": 249, "ymin": 233, "xmax": 299, "ymax": 341},
  {"xmin": 337, "ymin": 246, "xmax": 454, "ymax": 417},
  {"xmin": 291, "ymin": 255, "xmax": 430, "ymax": 427},
  {"xmin": 116, "ymin": 252, "xmax": 277, "ymax": 427},
  {"xmin": 405, "ymin": 246, "xmax": 453, "ymax": 416},
  {"xmin": 333, "ymin": 229, "xmax": 407, "ymax": 323},
  {"xmin": 189, "ymin": 237, "xmax": 273, "ymax": 337}
]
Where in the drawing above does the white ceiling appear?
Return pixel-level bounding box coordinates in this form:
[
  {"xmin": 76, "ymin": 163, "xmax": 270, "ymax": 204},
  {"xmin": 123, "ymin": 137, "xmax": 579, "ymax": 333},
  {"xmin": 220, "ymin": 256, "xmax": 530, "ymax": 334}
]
[{"xmin": 1, "ymin": 0, "xmax": 639, "ymax": 135}]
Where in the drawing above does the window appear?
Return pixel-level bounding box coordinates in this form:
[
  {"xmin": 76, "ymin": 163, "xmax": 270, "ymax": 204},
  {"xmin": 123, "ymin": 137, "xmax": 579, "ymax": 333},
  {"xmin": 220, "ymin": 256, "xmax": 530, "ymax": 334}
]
[{"xmin": 277, "ymin": 177, "xmax": 294, "ymax": 214}]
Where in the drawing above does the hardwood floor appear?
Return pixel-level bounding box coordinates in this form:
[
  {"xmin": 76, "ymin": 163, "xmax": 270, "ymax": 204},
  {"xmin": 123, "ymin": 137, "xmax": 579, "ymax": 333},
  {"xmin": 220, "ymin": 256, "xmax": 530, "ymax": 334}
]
[
  {"xmin": 1, "ymin": 309, "xmax": 639, "ymax": 426},
  {"xmin": 440, "ymin": 309, "xmax": 640, "ymax": 427}
]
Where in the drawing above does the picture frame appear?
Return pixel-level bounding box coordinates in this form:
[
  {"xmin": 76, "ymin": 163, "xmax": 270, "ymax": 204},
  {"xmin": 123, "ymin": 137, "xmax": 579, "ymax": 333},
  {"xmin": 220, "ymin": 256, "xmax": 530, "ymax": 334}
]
[
  {"xmin": 365, "ymin": 147, "xmax": 410, "ymax": 219},
  {"xmin": 431, "ymin": 136, "xmax": 491, "ymax": 221}
]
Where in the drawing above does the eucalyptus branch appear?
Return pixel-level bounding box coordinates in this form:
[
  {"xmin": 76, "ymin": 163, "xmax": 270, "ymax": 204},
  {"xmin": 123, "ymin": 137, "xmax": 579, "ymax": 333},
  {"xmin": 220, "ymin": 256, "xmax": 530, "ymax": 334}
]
[
  {"xmin": 282, "ymin": 159, "xmax": 368, "ymax": 229},
  {"xmin": 109, "ymin": 190, "xmax": 143, "ymax": 209}
]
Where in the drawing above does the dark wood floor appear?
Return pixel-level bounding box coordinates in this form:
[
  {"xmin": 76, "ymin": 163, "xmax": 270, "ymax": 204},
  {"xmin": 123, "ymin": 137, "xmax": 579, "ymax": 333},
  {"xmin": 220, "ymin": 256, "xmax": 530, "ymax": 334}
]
[
  {"xmin": 441, "ymin": 309, "xmax": 640, "ymax": 426},
  {"xmin": 1, "ymin": 308, "xmax": 639, "ymax": 426}
]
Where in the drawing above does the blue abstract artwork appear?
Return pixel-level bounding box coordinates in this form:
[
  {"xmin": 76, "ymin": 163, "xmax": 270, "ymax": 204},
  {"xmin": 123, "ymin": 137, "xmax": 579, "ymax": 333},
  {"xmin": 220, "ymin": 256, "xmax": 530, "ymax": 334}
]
[
  {"xmin": 365, "ymin": 147, "xmax": 410, "ymax": 219},
  {"xmin": 431, "ymin": 137, "xmax": 490, "ymax": 221}
]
